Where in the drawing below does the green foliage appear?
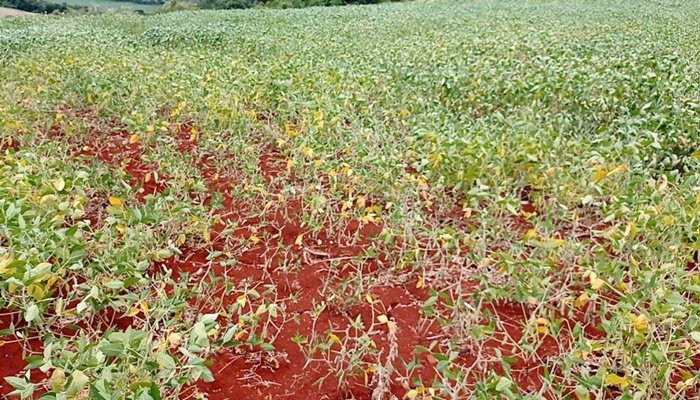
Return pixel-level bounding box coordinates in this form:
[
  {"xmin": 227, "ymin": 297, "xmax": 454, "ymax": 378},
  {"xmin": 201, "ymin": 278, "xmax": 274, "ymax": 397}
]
[
  {"xmin": 2, "ymin": 1, "xmax": 700, "ymax": 399},
  {"xmin": 0, "ymin": 0, "xmax": 80, "ymax": 13}
]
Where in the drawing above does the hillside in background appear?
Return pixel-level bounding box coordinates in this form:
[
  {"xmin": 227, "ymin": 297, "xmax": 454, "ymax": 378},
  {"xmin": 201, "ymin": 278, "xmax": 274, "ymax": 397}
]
[
  {"xmin": 0, "ymin": 0, "xmax": 75, "ymax": 13},
  {"xmin": 0, "ymin": 5, "xmax": 32, "ymax": 14}
]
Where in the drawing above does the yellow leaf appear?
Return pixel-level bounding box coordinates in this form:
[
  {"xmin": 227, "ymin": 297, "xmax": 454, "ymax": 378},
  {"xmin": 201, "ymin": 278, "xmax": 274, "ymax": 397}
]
[
  {"xmin": 190, "ymin": 128, "xmax": 198, "ymax": 141},
  {"xmin": 284, "ymin": 121, "xmax": 296, "ymax": 136},
  {"xmin": 55, "ymin": 298, "xmax": 63, "ymax": 317},
  {"xmin": 540, "ymin": 238, "xmax": 566, "ymax": 248},
  {"xmin": 605, "ymin": 373, "xmax": 630, "ymax": 388},
  {"xmin": 366, "ymin": 294, "xmax": 374, "ymax": 303},
  {"xmin": 387, "ymin": 320, "xmax": 396, "ymax": 331},
  {"xmin": 462, "ymin": 207, "xmax": 473, "ymax": 219},
  {"xmin": 575, "ymin": 292, "xmax": 589, "ymax": 307},
  {"xmin": 633, "ymin": 314, "xmax": 648, "ymax": 331},
  {"xmin": 168, "ymin": 332, "xmax": 182, "ymax": 348},
  {"xmin": 109, "ymin": 196, "xmax": 123, "ymax": 207},
  {"xmin": 692, "ymin": 149, "xmax": 700, "ymax": 159},
  {"xmin": 140, "ymin": 300, "xmax": 149, "ymax": 314},
  {"xmin": 524, "ymin": 229, "xmax": 537, "ymax": 240},
  {"xmin": 416, "ymin": 276, "xmax": 424, "ymax": 289},
  {"xmin": 406, "ymin": 389, "xmax": 419, "ymax": 399},
  {"xmin": 236, "ymin": 295, "xmax": 247, "ymax": 308},
  {"xmin": 696, "ymin": 191, "xmax": 700, "ymax": 204},
  {"xmin": 329, "ymin": 333, "xmax": 340, "ymax": 343},
  {"xmin": 377, "ymin": 315, "xmax": 389, "ymax": 324},
  {"xmin": 5, "ymin": 120, "xmax": 21, "ymax": 130},
  {"xmin": 129, "ymin": 134, "xmax": 140, "ymax": 144},
  {"xmin": 663, "ymin": 216, "xmax": 677, "ymax": 224},
  {"xmin": 46, "ymin": 275, "xmax": 59, "ymax": 289},
  {"xmin": 176, "ymin": 234, "xmax": 186, "ymax": 247},
  {"xmin": 52, "ymin": 177, "xmax": 65, "ymax": 192},
  {"xmin": 295, "ymin": 234, "xmax": 303, "ymax": 246},
  {"xmin": 27, "ymin": 283, "xmax": 45, "ymax": 300},
  {"xmin": 535, "ymin": 317, "xmax": 550, "ymax": 334},
  {"xmin": 607, "ymin": 164, "xmax": 627, "ymax": 176},
  {"xmin": 249, "ymin": 235, "xmax": 260, "ymax": 244},
  {"xmin": 592, "ymin": 168, "xmax": 607, "ymax": 183},
  {"xmin": 0, "ymin": 255, "xmax": 13, "ymax": 275},
  {"xmin": 591, "ymin": 277, "xmax": 605, "ymax": 290}
]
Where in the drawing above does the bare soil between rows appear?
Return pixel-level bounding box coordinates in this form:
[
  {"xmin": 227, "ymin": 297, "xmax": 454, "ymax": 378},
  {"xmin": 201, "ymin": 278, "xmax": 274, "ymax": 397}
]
[{"xmin": 1, "ymin": 113, "xmax": 618, "ymax": 399}]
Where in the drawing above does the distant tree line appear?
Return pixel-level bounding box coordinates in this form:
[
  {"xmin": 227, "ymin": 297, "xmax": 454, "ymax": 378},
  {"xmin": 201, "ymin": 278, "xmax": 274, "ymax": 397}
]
[
  {"xmin": 111, "ymin": 0, "xmax": 162, "ymax": 5},
  {"xmin": 0, "ymin": 0, "xmax": 85, "ymax": 13},
  {"xmin": 168, "ymin": 0, "xmax": 403, "ymax": 10},
  {"xmin": 1, "ymin": 0, "xmax": 400, "ymax": 14}
]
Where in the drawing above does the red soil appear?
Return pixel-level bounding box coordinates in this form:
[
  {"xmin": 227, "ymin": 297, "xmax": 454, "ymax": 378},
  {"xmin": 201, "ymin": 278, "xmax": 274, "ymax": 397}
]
[
  {"xmin": 0, "ymin": 310, "xmax": 47, "ymax": 397},
  {"xmin": 0, "ymin": 114, "xmax": 643, "ymax": 399}
]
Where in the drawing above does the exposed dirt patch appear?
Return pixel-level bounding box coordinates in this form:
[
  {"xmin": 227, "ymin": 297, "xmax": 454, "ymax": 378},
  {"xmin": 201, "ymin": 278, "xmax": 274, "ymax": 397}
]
[
  {"xmin": 0, "ymin": 309, "xmax": 46, "ymax": 397},
  {"xmin": 1, "ymin": 114, "xmax": 642, "ymax": 400},
  {"xmin": 0, "ymin": 7, "xmax": 33, "ymax": 17}
]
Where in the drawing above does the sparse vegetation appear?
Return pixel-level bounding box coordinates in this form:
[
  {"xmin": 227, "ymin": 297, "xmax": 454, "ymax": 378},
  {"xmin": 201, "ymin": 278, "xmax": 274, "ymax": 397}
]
[{"xmin": 2, "ymin": 1, "xmax": 700, "ymax": 399}]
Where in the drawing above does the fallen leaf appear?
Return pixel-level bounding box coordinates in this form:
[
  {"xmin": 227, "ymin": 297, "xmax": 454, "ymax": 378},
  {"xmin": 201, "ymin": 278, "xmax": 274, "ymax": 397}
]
[
  {"xmin": 605, "ymin": 373, "xmax": 630, "ymax": 388},
  {"xmin": 591, "ymin": 277, "xmax": 605, "ymax": 290},
  {"xmin": 168, "ymin": 332, "xmax": 182, "ymax": 348},
  {"xmin": 633, "ymin": 314, "xmax": 648, "ymax": 331}
]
